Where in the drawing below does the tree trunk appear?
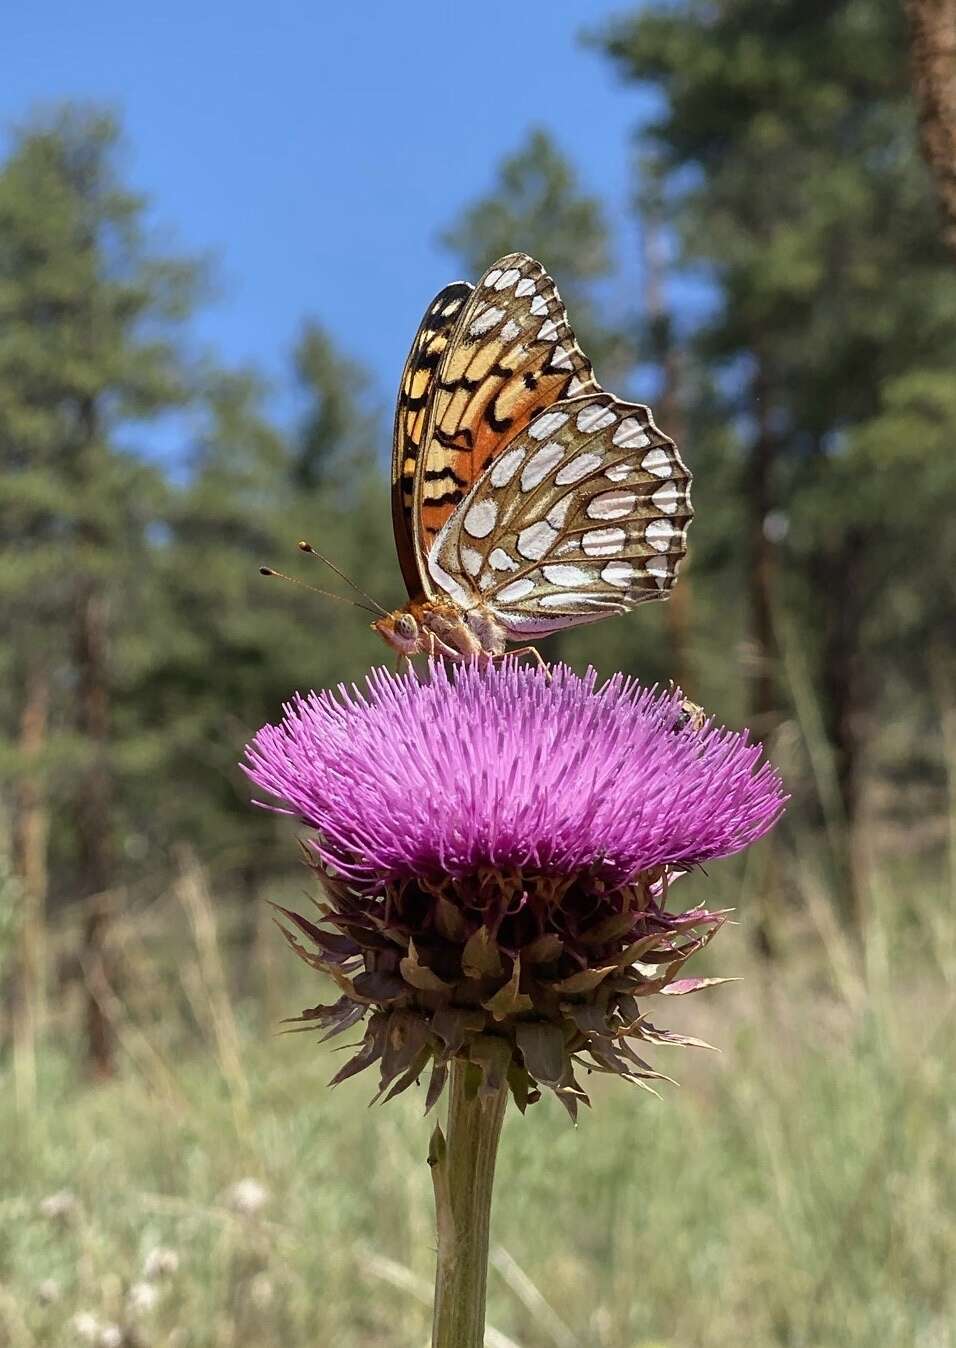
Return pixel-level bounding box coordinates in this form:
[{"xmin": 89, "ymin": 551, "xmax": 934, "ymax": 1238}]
[
  {"xmin": 819, "ymin": 528, "xmax": 868, "ymax": 926},
  {"xmin": 748, "ymin": 361, "xmax": 778, "ymax": 741},
  {"xmin": 642, "ymin": 197, "xmax": 694, "ymax": 692},
  {"xmin": 747, "ymin": 360, "xmax": 779, "ymax": 959},
  {"xmin": 12, "ymin": 665, "xmax": 50, "ymax": 1111},
  {"xmin": 905, "ymin": 0, "xmax": 956, "ymax": 262},
  {"xmin": 75, "ymin": 583, "xmax": 116, "ymax": 1078}
]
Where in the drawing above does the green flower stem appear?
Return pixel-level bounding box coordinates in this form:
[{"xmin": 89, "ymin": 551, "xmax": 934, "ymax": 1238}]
[{"xmin": 430, "ymin": 1058, "xmax": 509, "ymax": 1348}]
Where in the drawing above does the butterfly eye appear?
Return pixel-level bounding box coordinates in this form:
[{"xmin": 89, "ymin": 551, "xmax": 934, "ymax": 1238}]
[{"xmin": 395, "ymin": 613, "xmax": 418, "ymax": 640}]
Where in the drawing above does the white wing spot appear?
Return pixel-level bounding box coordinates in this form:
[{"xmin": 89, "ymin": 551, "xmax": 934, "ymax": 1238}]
[
  {"xmin": 601, "ymin": 560, "xmax": 634, "ymax": 589},
  {"xmin": 539, "ymin": 592, "xmax": 619, "ymax": 610},
  {"xmin": 550, "ymin": 345, "xmax": 573, "ymax": 370},
  {"xmin": 566, "ymin": 376, "xmax": 588, "ymax": 396},
  {"xmin": 497, "ymin": 577, "xmax": 536, "ymax": 603},
  {"xmin": 469, "ymin": 306, "xmax": 505, "ymax": 337},
  {"xmin": 556, "ymin": 451, "xmax": 603, "ymax": 486},
  {"xmin": 463, "ymin": 499, "xmax": 498, "ymax": 539},
  {"xmin": 605, "ymin": 461, "xmax": 635, "ymax": 482},
  {"xmin": 651, "ymin": 482, "xmax": 683, "ymax": 515},
  {"xmin": 489, "ymin": 548, "xmax": 519, "ymax": 573},
  {"xmin": 547, "ymin": 496, "xmax": 573, "ymax": 529},
  {"xmin": 587, "ymin": 489, "xmax": 638, "ymax": 521},
  {"xmin": 461, "ymin": 546, "xmax": 483, "ymax": 577},
  {"xmin": 576, "ymin": 404, "xmax": 617, "ymax": 433},
  {"xmin": 543, "ymin": 563, "xmax": 592, "ymax": 586},
  {"xmin": 494, "ymin": 267, "xmax": 521, "ymax": 291},
  {"xmin": 641, "ymin": 447, "xmax": 673, "ymax": 478},
  {"xmin": 583, "ymin": 527, "xmax": 626, "ymax": 557},
  {"xmin": 427, "ymin": 553, "xmax": 474, "ymax": 608},
  {"xmin": 537, "ymin": 318, "xmax": 559, "ymax": 341},
  {"xmin": 517, "ymin": 520, "xmax": 558, "ymax": 561},
  {"xmin": 646, "ymin": 519, "xmax": 678, "ymax": 552},
  {"xmin": 514, "ymin": 277, "xmax": 536, "ymax": 297},
  {"xmin": 489, "ymin": 445, "xmax": 526, "ymax": 488},
  {"xmin": 646, "ymin": 555, "xmax": 671, "ymax": 587},
  {"xmin": 500, "ymin": 318, "xmax": 522, "ymax": 342},
  {"xmin": 528, "ymin": 410, "xmax": 570, "ymax": 440},
  {"xmin": 613, "ymin": 417, "xmax": 651, "ymax": 450},
  {"xmin": 530, "ymin": 294, "xmax": 548, "ymax": 315},
  {"xmin": 521, "ymin": 441, "xmax": 565, "ymax": 489},
  {"xmin": 484, "ymin": 268, "xmax": 502, "ymax": 288}
]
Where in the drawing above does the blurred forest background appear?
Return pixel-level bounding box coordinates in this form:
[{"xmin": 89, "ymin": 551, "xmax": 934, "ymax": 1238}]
[{"xmin": 2, "ymin": 3, "xmax": 956, "ymax": 1347}]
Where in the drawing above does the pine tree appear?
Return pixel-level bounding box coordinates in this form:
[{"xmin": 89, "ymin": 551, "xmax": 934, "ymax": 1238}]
[
  {"xmin": 292, "ymin": 320, "xmax": 380, "ymax": 494},
  {"xmin": 141, "ymin": 351, "xmax": 391, "ymax": 912},
  {"xmin": 0, "ymin": 107, "xmax": 204, "ymax": 1073},
  {"xmin": 599, "ymin": 1, "xmax": 956, "ymax": 915}
]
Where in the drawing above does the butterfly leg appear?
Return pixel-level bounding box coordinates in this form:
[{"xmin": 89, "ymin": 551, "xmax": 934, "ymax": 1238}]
[
  {"xmin": 425, "ymin": 630, "xmax": 466, "ymax": 664},
  {"xmin": 495, "ymin": 645, "xmax": 551, "ymax": 677}
]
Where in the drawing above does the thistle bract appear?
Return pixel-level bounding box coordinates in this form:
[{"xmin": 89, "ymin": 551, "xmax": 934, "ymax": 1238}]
[{"xmin": 244, "ymin": 662, "xmax": 785, "ymax": 1118}]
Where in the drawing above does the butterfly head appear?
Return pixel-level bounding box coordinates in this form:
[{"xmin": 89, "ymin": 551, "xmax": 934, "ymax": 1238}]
[{"xmin": 372, "ymin": 607, "xmax": 422, "ymax": 656}]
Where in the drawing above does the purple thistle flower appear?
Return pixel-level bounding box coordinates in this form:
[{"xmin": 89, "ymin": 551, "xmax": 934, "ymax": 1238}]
[{"xmin": 244, "ymin": 662, "xmax": 785, "ymax": 1118}]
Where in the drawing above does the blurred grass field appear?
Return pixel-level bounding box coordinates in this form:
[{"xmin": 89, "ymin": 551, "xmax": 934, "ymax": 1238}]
[{"xmin": 4, "ymin": 836, "xmax": 955, "ymax": 1348}]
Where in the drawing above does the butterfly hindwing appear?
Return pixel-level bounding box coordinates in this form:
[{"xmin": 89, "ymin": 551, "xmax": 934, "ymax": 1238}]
[
  {"xmin": 392, "ymin": 281, "xmax": 473, "ymax": 597},
  {"xmin": 413, "ymin": 254, "xmax": 600, "ymax": 562},
  {"xmin": 425, "ymin": 391, "xmax": 692, "ymax": 635}
]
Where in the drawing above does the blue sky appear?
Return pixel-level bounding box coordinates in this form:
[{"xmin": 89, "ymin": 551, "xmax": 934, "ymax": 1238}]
[{"xmin": 4, "ymin": 1, "xmax": 660, "ymax": 413}]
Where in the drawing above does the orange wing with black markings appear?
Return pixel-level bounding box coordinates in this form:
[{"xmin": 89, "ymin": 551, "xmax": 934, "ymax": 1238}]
[
  {"xmin": 391, "ymin": 281, "xmax": 472, "ymax": 598},
  {"xmin": 412, "ymin": 254, "xmax": 600, "ymax": 558}
]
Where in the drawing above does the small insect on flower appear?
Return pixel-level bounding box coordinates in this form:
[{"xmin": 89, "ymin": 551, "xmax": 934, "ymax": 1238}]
[{"xmin": 244, "ymin": 662, "xmax": 785, "ymax": 1119}]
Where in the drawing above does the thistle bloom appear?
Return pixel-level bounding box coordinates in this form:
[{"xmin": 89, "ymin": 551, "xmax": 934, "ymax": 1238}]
[{"xmin": 244, "ymin": 662, "xmax": 784, "ymax": 1118}]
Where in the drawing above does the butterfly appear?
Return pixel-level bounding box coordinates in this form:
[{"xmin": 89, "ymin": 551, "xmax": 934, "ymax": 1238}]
[{"xmin": 372, "ymin": 253, "xmax": 692, "ymax": 666}]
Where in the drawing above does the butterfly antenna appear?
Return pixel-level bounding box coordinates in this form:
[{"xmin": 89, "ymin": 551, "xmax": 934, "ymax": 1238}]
[
  {"xmin": 297, "ymin": 540, "xmax": 389, "ymax": 616},
  {"xmin": 258, "ymin": 567, "xmax": 380, "ymax": 617}
]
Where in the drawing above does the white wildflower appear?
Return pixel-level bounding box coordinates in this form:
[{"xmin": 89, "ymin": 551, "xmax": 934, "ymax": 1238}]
[
  {"xmin": 224, "ymin": 1177, "xmax": 269, "ymax": 1215},
  {"xmin": 250, "ymin": 1272, "xmax": 274, "ymax": 1308},
  {"xmin": 127, "ymin": 1280, "xmax": 159, "ymax": 1315},
  {"xmin": 69, "ymin": 1311, "xmax": 101, "ymax": 1343},
  {"xmin": 142, "ymin": 1245, "xmax": 179, "ymax": 1280},
  {"xmin": 40, "ymin": 1189, "xmax": 77, "ymax": 1220}
]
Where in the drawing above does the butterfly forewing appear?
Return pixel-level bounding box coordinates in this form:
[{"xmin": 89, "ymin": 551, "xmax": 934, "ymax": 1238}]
[
  {"xmin": 425, "ymin": 392, "xmax": 692, "ymax": 635},
  {"xmin": 414, "ymin": 253, "xmax": 600, "ymax": 559},
  {"xmin": 392, "ymin": 281, "xmax": 473, "ymax": 597}
]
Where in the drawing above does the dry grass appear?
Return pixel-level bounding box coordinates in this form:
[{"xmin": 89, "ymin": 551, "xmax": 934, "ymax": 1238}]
[{"xmin": 2, "ymin": 834, "xmax": 955, "ymax": 1348}]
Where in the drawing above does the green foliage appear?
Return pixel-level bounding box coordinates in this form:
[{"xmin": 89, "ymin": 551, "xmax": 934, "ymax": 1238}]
[
  {"xmin": 0, "ymin": 107, "xmax": 205, "ymax": 905},
  {"xmin": 598, "ymin": 0, "xmax": 956, "ymax": 818},
  {"xmin": 134, "ymin": 363, "xmax": 390, "ymax": 874},
  {"xmin": 0, "ymin": 108, "xmax": 394, "ymax": 924},
  {"xmin": 291, "ymin": 320, "xmax": 381, "ymax": 494}
]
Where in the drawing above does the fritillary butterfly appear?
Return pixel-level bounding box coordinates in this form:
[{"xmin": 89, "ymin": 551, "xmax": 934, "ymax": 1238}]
[{"xmin": 374, "ymin": 253, "xmax": 692, "ymax": 665}]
